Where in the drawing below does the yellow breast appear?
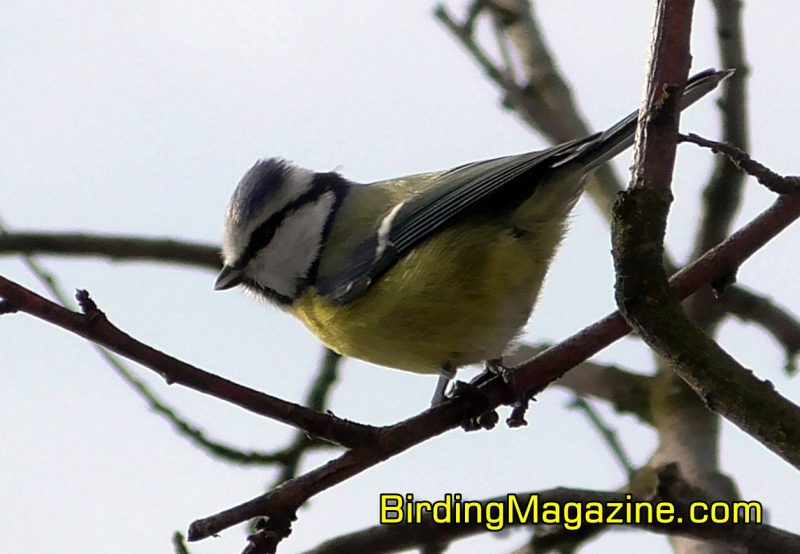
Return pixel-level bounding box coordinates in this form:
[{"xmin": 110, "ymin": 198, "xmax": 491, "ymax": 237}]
[{"xmin": 291, "ymin": 220, "xmax": 563, "ymax": 374}]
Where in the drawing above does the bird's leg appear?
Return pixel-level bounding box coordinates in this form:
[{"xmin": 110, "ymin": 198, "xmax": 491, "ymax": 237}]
[{"xmin": 430, "ymin": 362, "xmax": 456, "ymax": 407}]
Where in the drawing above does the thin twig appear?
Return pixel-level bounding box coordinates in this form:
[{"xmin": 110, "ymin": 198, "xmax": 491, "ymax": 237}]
[
  {"xmin": 0, "ymin": 276, "xmax": 379, "ymax": 449},
  {"xmin": 569, "ymin": 395, "xmax": 634, "ymax": 477},
  {"xmin": 718, "ymin": 286, "xmax": 800, "ymax": 373},
  {"xmin": 274, "ymin": 349, "xmax": 343, "ymax": 484},
  {"xmin": 681, "ymin": 132, "xmax": 800, "ymax": 194},
  {"xmin": 0, "ymin": 218, "xmax": 308, "ymax": 465},
  {"xmin": 0, "ymin": 232, "xmax": 220, "ymax": 269}
]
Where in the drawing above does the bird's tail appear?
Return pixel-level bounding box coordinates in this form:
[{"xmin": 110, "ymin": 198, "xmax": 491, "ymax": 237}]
[{"xmin": 553, "ymin": 68, "xmax": 734, "ymax": 174}]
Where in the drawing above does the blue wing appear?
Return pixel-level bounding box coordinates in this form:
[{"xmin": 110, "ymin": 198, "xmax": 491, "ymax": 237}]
[{"xmin": 315, "ymin": 69, "xmax": 731, "ymax": 304}]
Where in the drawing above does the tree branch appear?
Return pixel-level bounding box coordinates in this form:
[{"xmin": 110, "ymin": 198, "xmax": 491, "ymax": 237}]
[
  {"xmin": 0, "ymin": 277, "xmax": 378, "ymax": 449},
  {"xmin": 691, "ymin": 0, "xmax": 750, "ymax": 259},
  {"xmin": 681, "ymin": 132, "xmax": 800, "ymax": 194},
  {"xmin": 612, "ymin": 0, "xmax": 800, "ymax": 473},
  {"xmin": 0, "ymin": 232, "xmax": 220, "ymax": 269},
  {"xmin": 509, "ymin": 343, "xmax": 653, "ymax": 423}
]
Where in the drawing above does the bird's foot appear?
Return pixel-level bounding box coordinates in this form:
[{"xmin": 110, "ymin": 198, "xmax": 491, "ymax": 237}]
[
  {"xmin": 485, "ymin": 358, "xmax": 516, "ymax": 388},
  {"xmin": 448, "ymin": 380, "xmax": 499, "ymax": 432},
  {"xmin": 485, "ymin": 358, "xmax": 533, "ymax": 427},
  {"xmin": 430, "ymin": 372, "xmax": 499, "ymax": 431}
]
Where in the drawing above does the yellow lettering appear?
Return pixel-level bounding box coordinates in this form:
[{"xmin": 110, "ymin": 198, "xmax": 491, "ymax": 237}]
[
  {"xmin": 656, "ymin": 502, "xmax": 675, "ymax": 523},
  {"xmin": 485, "ymin": 501, "xmax": 504, "ymax": 531},
  {"xmin": 541, "ymin": 502, "xmax": 560, "ymax": 525},
  {"xmin": 733, "ymin": 501, "xmax": 762, "ymax": 523},
  {"xmin": 508, "ymin": 494, "xmax": 536, "ymax": 523},
  {"xmin": 380, "ymin": 494, "xmax": 403, "ymax": 524},
  {"xmin": 690, "ymin": 502, "xmax": 708, "ymax": 523},
  {"xmin": 710, "ymin": 502, "xmax": 729, "ymax": 524},
  {"xmin": 584, "ymin": 502, "xmax": 604, "ymax": 524},
  {"xmin": 606, "ymin": 502, "xmax": 623, "ymax": 524},
  {"xmin": 563, "ymin": 502, "xmax": 581, "ymax": 530},
  {"xmin": 464, "ymin": 501, "xmax": 482, "ymax": 524},
  {"xmin": 432, "ymin": 495, "xmax": 451, "ymax": 524},
  {"xmin": 634, "ymin": 501, "xmax": 653, "ymax": 523}
]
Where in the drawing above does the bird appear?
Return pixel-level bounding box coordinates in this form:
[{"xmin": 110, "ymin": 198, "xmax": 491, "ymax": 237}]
[{"xmin": 214, "ymin": 69, "xmax": 731, "ymax": 406}]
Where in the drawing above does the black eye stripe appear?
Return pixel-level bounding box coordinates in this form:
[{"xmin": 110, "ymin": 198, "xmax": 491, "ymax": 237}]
[{"xmin": 235, "ymin": 172, "xmax": 348, "ymax": 269}]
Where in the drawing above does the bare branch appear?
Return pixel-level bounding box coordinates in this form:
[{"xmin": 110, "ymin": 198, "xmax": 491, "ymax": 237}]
[
  {"xmin": 172, "ymin": 532, "xmax": 191, "ymax": 554},
  {"xmin": 509, "ymin": 343, "xmax": 653, "ymax": 422},
  {"xmin": 0, "ymin": 232, "xmax": 220, "ymax": 269},
  {"xmin": 0, "ymin": 218, "xmax": 339, "ymax": 466},
  {"xmin": 569, "ymin": 395, "xmax": 635, "ymax": 477},
  {"xmin": 681, "ymin": 133, "xmax": 800, "ymax": 194},
  {"xmin": 4, "ymin": 163, "xmax": 800, "ymax": 550},
  {"xmin": 692, "ymin": 0, "xmax": 751, "ymax": 259},
  {"xmin": 612, "ymin": 0, "xmax": 800, "ymax": 470},
  {"xmin": 0, "ymin": 277, "xmax": 378, "ymax": 449},
  {"xmin": 273, "ymin": 349, "xmax": 343, "ymax": 484}
]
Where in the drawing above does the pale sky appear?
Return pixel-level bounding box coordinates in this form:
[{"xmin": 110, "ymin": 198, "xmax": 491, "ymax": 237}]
[{"xmin": 2, "ymin": 2, "xmax": 799, "ymax": 553}]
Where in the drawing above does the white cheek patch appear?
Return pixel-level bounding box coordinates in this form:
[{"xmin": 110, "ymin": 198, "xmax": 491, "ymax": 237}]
[
  {"xmin": 222, "ymin": 165, "xmax": 314, "ymax": 265},
  {"xmin": 248, "ymin": 191, "xmax": 336, "ymax": 299}
]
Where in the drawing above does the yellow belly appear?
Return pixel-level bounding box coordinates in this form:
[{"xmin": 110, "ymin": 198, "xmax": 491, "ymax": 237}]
[{"xmin": 291, "ymin": 220, "xmax": 564, "ymax": 374}]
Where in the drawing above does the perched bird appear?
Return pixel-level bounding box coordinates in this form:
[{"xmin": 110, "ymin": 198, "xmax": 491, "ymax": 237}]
[{"xmin": 215, "ymin": 69, "xmax": 730, "ymax": 405}]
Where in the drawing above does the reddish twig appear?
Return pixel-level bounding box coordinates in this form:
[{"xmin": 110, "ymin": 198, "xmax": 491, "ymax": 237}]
[
  {"xmin": 0, "ymin": 278, "xmax": 378, "ymax": 449},
  {"xmin": 681, "ymin": 132, "xmax": 800, "ymax": 194}
]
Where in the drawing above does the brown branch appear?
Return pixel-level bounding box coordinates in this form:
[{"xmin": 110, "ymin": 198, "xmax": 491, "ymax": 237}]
[
  {"xmin": 3, "ymin": 188, "xmax": 799, "ymax": 551},
  {"xmin": 186, "ymin": 191, "xmax": 800, "ymax": 545},
  {"xmin": 508, "ymin": 343, "xmax": 653, "ymax": 422},
  {"xmin": 0, "ymin": 277, "xmax": 378, "ymax": 449},
  {"xmin": 0, "ymin": 232, "xmax": 220, "ymax": 269},
  {"xmin": 612, "ymin": 0, "xmax": 800, "ymax": 472},
  {"xmin": 0, "ymin": 219, "xmax": 341, "ymax": 467},
  {"xmin": 684, "ymin": 0, "xmax": 750, "ymax": 340},
  {"xmin": 681, "ymin": 133, "xmax": 800, "ymax": 194},
  {"xmin": 4, "ymin": 172, "xmax": 800, "ymax": 552}
]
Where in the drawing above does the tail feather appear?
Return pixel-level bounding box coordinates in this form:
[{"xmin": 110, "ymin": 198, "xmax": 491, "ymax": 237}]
[{"xmin": 554, "ymin": 69, "xmax": 734, "ymax": 174}]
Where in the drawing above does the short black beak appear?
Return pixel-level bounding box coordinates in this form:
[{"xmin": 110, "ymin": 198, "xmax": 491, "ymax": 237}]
[{"xmin": 214, "ymin": 265, "xmax": 244, "ymax": 291}]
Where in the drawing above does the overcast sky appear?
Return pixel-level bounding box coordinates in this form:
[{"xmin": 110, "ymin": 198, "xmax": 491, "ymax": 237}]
[{"xmin": 2, "ymin": 2, "xmax": 799, "ymax": 553}]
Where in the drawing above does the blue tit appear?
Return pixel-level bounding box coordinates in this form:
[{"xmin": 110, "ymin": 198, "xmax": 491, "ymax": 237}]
[{"xmin": 215, "ymin": 69, "xmax": 730, "ymax": 405}]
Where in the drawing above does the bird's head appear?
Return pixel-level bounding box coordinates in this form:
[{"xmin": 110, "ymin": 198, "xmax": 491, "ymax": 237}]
[{"xmin": 215, "ymin": 158, "xmax": 347, "ymax": 305}]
